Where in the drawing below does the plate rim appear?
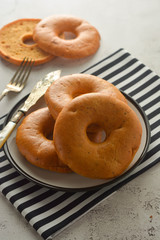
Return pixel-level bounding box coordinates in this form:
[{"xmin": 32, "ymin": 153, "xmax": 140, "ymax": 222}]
[{"xmin": 3, "ymin": 92, "xmax": 151, "ymax": 192}]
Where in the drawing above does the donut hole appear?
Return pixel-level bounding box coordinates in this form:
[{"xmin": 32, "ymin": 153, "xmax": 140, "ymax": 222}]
[
  {"xmin": 86, "ymin": 124, "xmax": 106, "ymax": 143},
  {"xmin": 60, "ymin": 31, "xmax": 76, "ymax": 40},
  {"xmin": 22, "ymin": 35, "xmax": 36, "ymax": 46}
]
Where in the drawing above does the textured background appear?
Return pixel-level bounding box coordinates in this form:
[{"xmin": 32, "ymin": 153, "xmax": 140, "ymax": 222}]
[{"xmin": 0, "ymin": 0, "xmax": 160, "ymax": 239}]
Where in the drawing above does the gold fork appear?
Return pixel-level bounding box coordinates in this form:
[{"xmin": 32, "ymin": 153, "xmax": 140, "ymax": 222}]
[{"xmin": 0, "ymin": 58, "xmax": 34, "ymax": 101}]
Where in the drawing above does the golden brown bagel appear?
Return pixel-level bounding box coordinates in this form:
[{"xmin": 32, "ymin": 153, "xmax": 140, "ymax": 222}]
[
  {"xmin": 53, "ymin": 93, "xmax": 142, "ymax": 179},
  {"xmin": 16, "ymin": 107, "xmax": 71, "ymax": 173},
  {"xmin": 0, "ymin": 18, "xmax": 54, "ymax": 65},
  {"xmin": 45, "ymin": 73, "xmax": 127, "ymax": 119},
  {"xmin": 16, "ymin": 107, "xmax": 103, "ymax": 172},
  {"xmin": 33, "ymin": 15, "xmax": 100, "ymax": 59}
]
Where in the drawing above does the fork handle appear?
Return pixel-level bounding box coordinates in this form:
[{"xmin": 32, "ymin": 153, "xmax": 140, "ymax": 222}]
[
  {"xmin": 0, "ymin": 111, "xmax": 25, "ymax": 148},
  {"xmin": 0, "ymin": 89, "xmax": 10, "ymax": 101}
]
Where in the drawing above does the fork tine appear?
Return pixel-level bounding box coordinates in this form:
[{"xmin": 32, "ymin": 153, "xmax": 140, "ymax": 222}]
[
  {"xmin": 0, "ymin": 57, "xmax": 34, "ymax": 101},
  {"xmin": 19, "ymin": 59, "xmax": 35, "ymax": 87},
  {"xmin": 10, "ymin": 57, "xmax": 27, "ymax": 84},
  {"xmin": 14, "ymin": 58, "xmax": 31, "ymax": 85}
]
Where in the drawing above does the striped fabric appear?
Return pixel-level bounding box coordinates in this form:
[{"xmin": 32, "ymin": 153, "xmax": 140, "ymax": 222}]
[{"xmin": 0, "ymin": 49, "xmax": 160, "ymax": 240}]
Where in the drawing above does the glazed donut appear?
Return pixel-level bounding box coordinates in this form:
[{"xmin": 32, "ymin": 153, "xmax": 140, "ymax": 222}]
[
  {"xmin": 45, "ymin": 73, "xmax": 127, "ymax": 119},
  {"xmin": 0, "ymin": 19, "xmax": 54, "ymax": 65},
  {"xmin": 33, "ymin": 15, "xmax": 100, "ymax": 59},
  {"xmin": 16, "ymin": 107, "xmax": 71, "ymax": 173},
  {"xmin": 54, "ymin": 93, "xmax": 142, "ymax": 179}
]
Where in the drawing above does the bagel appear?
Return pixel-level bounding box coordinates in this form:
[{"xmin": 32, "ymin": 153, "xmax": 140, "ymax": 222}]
[
  {"xmin": 53, "ymin": 93, "xmax": 142, "ymax": 179},
  {"xmin": 16, "ymin": 107, "xmax": 71, "ymax": 173},
  {"xmin": 0, "ymin": 18, "xmax": 54, "ymax": 65},
  {"xmin": 16, "ymin": 107, "xmax": 103, "ymax": 172},
  {"xmin": 33, "ymin": 15, "xmax": 100, "ymax": 59},
  {"xmin": 45, "ymin": 73, "xmax": 127, "ymax": 119}
]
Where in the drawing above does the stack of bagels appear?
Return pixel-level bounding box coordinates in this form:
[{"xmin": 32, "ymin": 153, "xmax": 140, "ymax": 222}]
[
  {"xmin": 0, "ymin": 15, "xmax": 142, "ymax": 179},
  {"xmin": 16, "ymin": 74, "xmax": 142, "ymax": 180},
  {"xmin": 0, "ymin": 15, "xmax": 100, "ymax": 65}
]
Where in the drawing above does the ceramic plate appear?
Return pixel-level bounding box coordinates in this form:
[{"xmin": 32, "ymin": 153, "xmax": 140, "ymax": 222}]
[{"xmin": 3, "ymin": 92, "xmax": 150, "ymax": 192}]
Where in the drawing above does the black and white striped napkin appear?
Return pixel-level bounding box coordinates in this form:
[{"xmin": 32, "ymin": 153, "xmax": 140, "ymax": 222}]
[{"xmin": 0, "ymin": 49, "xmax": 160, "ymax": 240}]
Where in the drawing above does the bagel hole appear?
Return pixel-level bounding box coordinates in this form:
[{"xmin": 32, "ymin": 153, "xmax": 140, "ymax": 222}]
[
  {"xmin": 22, "ymin": 35, "xmax": 36, "ymax": 46},
  {"xmin": 72, "ymin": 89, "xmax": 93, "ymax": 98},
  {"xmin": 87, "ymin": 124, "xmax": 106, "ymax": 143},
  {"xmin": 46, "ymin": 133, "xmax": 53, "ymax": 140},
  {"xmin": 62, "ymin": 31, "xmax": 77, "ymax": 40}
]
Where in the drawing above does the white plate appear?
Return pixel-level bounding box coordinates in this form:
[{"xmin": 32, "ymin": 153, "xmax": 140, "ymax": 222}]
[{"xmin": 4, "ymin": 92, "xmax": 150, "ymax": 192}]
